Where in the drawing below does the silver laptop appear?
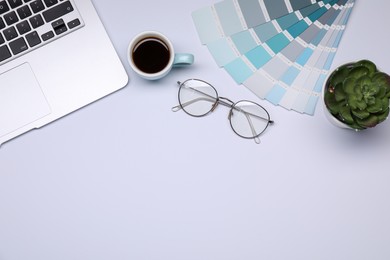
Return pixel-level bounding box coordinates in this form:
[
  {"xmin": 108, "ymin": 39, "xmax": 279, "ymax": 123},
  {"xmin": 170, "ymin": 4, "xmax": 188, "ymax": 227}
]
[{"xmin": 0, "ymin": 0, "xmax": 129, "ymax": 146}]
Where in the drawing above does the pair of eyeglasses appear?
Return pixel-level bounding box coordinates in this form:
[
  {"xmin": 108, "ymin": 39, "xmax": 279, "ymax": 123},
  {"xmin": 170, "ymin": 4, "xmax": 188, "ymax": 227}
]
[{"xmin": 172, "ymin": 79, "xmax": 274, "ymax": 144}]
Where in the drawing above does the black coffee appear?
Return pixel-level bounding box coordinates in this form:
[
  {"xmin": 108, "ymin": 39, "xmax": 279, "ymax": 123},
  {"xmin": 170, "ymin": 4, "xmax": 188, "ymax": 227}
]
[{"xmin": 132, "ymin": 37, "xmax": 170, "ymax": 74}]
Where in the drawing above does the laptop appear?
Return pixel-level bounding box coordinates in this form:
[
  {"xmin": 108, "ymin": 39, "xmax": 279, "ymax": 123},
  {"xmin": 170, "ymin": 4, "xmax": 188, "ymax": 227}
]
[{"xmin": 0, "ymin": 0, "xmax": 129, "ymax": 146}]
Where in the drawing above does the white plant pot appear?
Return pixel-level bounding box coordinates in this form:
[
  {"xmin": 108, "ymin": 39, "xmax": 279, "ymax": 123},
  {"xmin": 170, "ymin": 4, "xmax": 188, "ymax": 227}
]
[
  {"xmin": 322, "ymin": 61, "xmax": 390, "ymax": 131},
  {"xmin": 322, "ymin": 98, "xmax": 357, "ymax": 130},
  {"xmin": 322, "ymin": 62, "xmax": 356, "ymax": 130}
]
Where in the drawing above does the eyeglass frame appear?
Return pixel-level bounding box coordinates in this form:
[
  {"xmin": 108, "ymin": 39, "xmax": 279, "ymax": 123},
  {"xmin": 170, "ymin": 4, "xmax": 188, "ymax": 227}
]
[{"xmin": 172, "ymin": 79, "xmax": 274, "ymax": 144}]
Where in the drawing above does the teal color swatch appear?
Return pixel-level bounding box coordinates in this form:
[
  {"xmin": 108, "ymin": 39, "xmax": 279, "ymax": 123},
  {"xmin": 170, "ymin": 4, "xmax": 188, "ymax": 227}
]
[
  {"xmin": 225, "ymin": 59, "xmax": 253, "ymax": 84},
  {"xmin": 231, "ymin": 31, "xmax": 257, "ymax": 54},
  {"xmin": 277, "ymin": 13, "xmax": 301, "ymax": 30},
  {"xmin": 299, "ymin": 2, "xmax": 324, "ymax": 17},
  {"xmin": 308, "ymin": 5, "xmax": 328, "ymax": 21},
  {"xmin": 266, "ymin": 33, "xmax": 291, "ymax": 54},
  {"xmin": 287, "ymin": 20, "xmax": 309, "ymax": 38},
  {"xmin": 245, "ymin": 46, "xmax": 272, "ymax": 69}
]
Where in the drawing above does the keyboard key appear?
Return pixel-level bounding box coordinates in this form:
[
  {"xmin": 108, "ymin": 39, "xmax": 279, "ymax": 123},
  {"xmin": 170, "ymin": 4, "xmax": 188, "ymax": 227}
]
[
  {"xmin": 52, "ymin": 18, "xmax": 66, "ymax": 35},
  {"xmin": 9, "ymin": 37, "xmax": 28, "ymax": 55},
  {"xmin": 17, "ymin": 5, "xmax": 32, "ymax": 19},
  {"xmin": 41, "ymin": 30, "xmax": 53, "ymax": 41},
  {"xmin": 0, "ymin": 45, "xmax": 12, "ymax": 62},
  {"xmin": 8, "ymin": 0, "xmax": 23, "ymax": 8},
  {"xmin": 16, "ymin": 20, "xmax": 31, "ymax": 34},
  {"xmin": 51, "ymin": 18, "xmax": 62, "ymax": 27},
  {"xmin": 43, "ymin": 1, "xmax": 73, "ymax": 22},
  {"xmin": 4, "ymin": 11, "xmax": 19, "ymax": 26},
  {"xmin": 67, "ymin": 18, "xmax": 80, "ymax": 29},
  {"xmin": 43, "ymin": 0, "xmax": 57, "ymax": 7},
  {"xmin": 29, "ymin": 14, "xmax": 44, "ymax": 28},
  {"xmin": 0, "ymin": 1, "xmax": 10, "ymax": 15},
  {"xmin": 25, "ymin": 30, "xmax": 40, "ymax": 47},
  {"xmin": 0, "ymin": 33, "xmax": 4, "ymax": 44},
  {"xmin": 0, "ymin": 17, "xmax": 5, "ymax": 29},
  {"xmin": 3, "ymin": 26, "xmax": 18, "ymax": 41},
  {"xmin": 30, "ymin": 0, "xmax": 45, "ymax": 13}
]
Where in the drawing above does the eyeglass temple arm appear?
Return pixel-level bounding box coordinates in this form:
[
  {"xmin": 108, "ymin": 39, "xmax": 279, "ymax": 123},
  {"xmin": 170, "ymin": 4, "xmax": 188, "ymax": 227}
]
[
  {"xmin": 177, "ymin": 81, "xmax": 218, "ymax": 101},
  {"xmin": 246, "ymin": 113, "xmax": 261, "ymax": 144},
  {"xmin": 171, "ymin": 96, "xmax": 216, "ymax": 112},
  {"xmin": 231, "ymin": 105, "xmax": 274, "ymax": 124},
  {"xmin": 217, "ymin": 96, "xmax": 273, "ymax": 124}
]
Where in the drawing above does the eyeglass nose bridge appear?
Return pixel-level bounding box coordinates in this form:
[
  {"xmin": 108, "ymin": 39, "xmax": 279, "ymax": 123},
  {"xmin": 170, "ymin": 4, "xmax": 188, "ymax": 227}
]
[{"xmin": 218, "ymin": 97, "xmax": 234, "ymax": 107}]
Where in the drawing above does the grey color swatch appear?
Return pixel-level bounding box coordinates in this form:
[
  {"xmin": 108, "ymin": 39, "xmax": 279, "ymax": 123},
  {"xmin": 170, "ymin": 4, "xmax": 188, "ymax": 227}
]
[
  {"xmin": 264, "ymin": 0, "xmax": 289, "ymax": 19},
  {"xmin": 254, "ymin": 22, "xmax": 279, "ymax": 42},
  {"xmin": 299, "ymin": 25, "xmax": 322, "ymax": 43},
  {"xmin": 238, "ymin": 0, "xmax": 267, "ymax": 28},
  {"xmin": 290, "ymin": 0, "xmax": 315, "ymax": 11},
  {"xmin": 318, "ymin": 8, "xmax": 339, "ymax": 25},
  {"xmin": 281, "ymin": 41, "xmax": 306, "ymax": 61}
]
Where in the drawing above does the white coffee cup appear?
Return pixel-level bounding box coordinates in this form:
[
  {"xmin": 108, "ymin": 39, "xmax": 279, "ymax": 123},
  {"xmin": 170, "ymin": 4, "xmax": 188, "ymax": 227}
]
[{"xmin": 128, "ymin": 31, "xmax": 194, "ymax": 80}]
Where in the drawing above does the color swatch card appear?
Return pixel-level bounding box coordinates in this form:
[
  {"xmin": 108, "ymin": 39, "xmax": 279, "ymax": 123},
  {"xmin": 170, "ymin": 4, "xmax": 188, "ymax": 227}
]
[{"xmin": 192, "ymin": 0, "xmax": 355, "ymax": 115}]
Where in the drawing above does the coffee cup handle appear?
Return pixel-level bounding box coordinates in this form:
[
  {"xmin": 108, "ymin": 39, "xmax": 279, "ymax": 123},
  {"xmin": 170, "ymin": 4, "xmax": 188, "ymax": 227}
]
[{"xmin": 173, "ymin": 54, "xmax": 194, "ymax": 67}]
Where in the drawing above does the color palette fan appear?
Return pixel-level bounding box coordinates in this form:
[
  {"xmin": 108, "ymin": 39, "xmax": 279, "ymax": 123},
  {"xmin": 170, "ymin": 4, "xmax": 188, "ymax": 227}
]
[{"xmin": 192, "ymin": 0, "xmax": 355, "ymax": 115}]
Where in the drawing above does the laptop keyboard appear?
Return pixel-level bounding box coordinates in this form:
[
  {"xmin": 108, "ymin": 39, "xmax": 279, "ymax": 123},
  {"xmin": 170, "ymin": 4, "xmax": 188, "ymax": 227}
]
[{"xmin": 0, "ymin": 0, "xmax": 84, "ymax": 64}]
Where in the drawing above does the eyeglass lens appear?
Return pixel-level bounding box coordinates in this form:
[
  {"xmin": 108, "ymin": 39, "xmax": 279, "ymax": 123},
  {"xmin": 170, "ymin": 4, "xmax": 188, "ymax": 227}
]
[
  {"xmin": 229, "ymin": 100, "xmax": 271, "ymax": 139},
  {"xmin": 178, "ymin": 79, "xmax": 218, "ymax": 117}
]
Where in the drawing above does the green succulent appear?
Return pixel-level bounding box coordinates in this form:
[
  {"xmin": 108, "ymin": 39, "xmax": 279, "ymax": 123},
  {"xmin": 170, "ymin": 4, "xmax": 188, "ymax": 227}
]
[{"xmin": 324, "ymin": 60, "xmax": 390, "ymax": 130}]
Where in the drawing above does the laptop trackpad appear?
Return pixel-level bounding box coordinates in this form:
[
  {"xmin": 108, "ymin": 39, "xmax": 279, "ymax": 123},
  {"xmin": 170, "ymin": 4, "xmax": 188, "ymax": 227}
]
[{"xmin": 0, "ymin": 63, "xmax": 51, "ymax": 138}]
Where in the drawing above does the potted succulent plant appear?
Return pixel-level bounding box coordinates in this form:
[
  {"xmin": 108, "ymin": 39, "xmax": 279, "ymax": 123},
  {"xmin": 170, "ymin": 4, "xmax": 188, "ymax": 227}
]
[{"xmin": 323, "ymin": 60, "xmax": 390, "ymax": 130}]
